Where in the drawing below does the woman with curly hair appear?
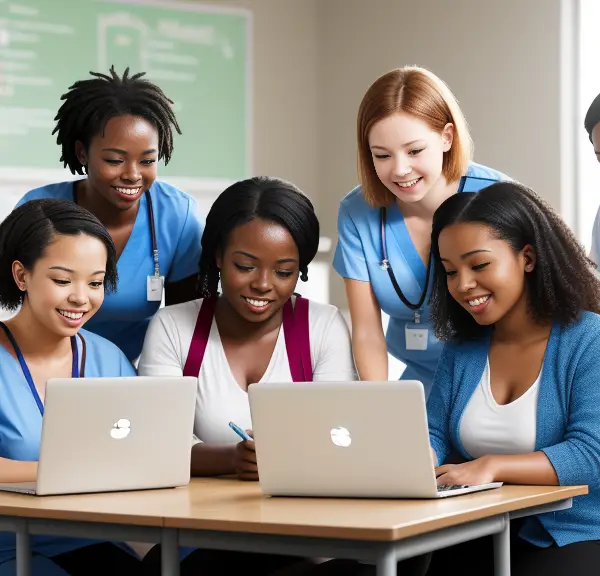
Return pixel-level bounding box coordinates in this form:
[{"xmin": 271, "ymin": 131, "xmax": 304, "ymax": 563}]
[{"xmin": 422, "ymin": 181, "xmax": 600, "ymax": 575}]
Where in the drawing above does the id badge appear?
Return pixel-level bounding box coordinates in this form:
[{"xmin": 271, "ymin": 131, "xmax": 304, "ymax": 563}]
[
  {"xmin": 147, "ymin": 275, "xmax": 165, "ymax": 302},
  {"xmin": 405, "ymin": 324, "xmax": 428, "ymax": 351}
]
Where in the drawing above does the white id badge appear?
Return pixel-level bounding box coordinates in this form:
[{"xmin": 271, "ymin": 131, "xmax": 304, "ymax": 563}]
[
  {"xmin": 147, "ymin": 275, "xmax": 165, "ymax": 302},
  {"xmin": 405, "ymin": 324, "xmax": 429, "ymax": 351}
]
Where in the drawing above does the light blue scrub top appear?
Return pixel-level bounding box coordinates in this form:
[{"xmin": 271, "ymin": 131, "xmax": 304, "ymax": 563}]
[
  {"xmin": 333, "ymin": 162, "xmax": 508, "ymax": 396},
  {"xmin": 0, "ymin": 330, "xmax": 136, "ymax": 572},
  {"xmin": 17, "ymin": 180, "xmax": 204, "ymax": 361}
]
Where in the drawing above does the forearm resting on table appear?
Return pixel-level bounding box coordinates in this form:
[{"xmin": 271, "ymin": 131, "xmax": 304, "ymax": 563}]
[
  {"xmin": 190, "ymin": 442, "xmax": 236, "ymax": 477},
  {"xmin": 0, "ymin": 457, "xmax": 37, "ymax": 483},
  {"xmin": 490, "ymin": 452, "xmax": 559, "ymax": 485}
]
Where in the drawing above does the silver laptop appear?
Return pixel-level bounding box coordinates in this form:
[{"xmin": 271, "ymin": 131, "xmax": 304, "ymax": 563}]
[
  {"xmin": 248, "ymin": 381, "xmax": 502, "ymax": 499},
  {"xmin": 0, "ymin": 376, "xmax": 197, "ymax": 496}
]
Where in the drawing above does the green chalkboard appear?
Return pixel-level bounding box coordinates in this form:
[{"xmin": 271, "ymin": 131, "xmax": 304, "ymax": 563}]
[{"xmin": 0, "ymin": 0, "xmax": 250, "ymax": 180}]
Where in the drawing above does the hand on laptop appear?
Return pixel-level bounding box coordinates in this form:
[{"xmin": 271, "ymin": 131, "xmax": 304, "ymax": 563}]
[
  {"xmin": 234, "ymin": 430, "xmax": 258, "ymax": 481},
  {"xmin": 435, "ymin": 455, "xmax": 496, "ymax": 486}
]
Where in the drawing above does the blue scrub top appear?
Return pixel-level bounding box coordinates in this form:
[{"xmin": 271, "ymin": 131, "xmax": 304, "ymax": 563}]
[
  {"xmin": 333, "ymin": 162, "xmax": 509, "ymax": 395},
  {"xmin": 17, "ymin": 180, "xmax": 204, "ymax": 361},
  {"xmin": 0, "ymin": 330, "xmax": 136, "ymax": 569}
]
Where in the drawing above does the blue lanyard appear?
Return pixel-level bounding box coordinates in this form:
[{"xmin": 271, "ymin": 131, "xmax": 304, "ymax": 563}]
[{"xmin": 0, "ymin": 322, "xmax": 79, "ymax": 417}]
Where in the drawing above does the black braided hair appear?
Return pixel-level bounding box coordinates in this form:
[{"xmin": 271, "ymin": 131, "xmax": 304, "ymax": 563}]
[
  {"xmin": 198, "ymin": 177, "xmax": 320, "ymax": 298},
  {"xmin": 0, "ymin": 199, "xmax": 118, "ymax": 310},
  {"xmin": 429, "ymin": 181, "xmax": 600, "ymax": 341},
  {"xmin": 53, "ymin": 66, "xmax": 181, "ymax": 174}
]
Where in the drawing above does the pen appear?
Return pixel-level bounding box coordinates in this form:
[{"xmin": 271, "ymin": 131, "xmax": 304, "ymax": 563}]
[{"xmin": 229, "ymin": 421, "xmax": 253, "ymax": 441}]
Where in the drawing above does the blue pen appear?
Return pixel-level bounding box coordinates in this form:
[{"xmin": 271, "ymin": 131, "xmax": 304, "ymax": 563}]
[{"xmin": 229, "ymin": 421, "xmax": 253, "ymax": 441}]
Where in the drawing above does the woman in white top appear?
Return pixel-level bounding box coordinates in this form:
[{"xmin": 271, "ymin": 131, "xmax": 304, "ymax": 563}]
[{"xmin": 138, "ymin": 176, "xmax": 356, "ymax": 575}]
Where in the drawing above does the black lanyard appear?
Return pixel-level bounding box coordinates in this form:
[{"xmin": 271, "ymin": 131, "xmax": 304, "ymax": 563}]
[
  {"xmin": 146, "ymin": 191, "xmax": 161, "ymax": 277},
  {"xmin": 0, "ymin": 322, "xmax": 85, "ymax": 416},
  {"xmin": 379, "ymin": 207, "xmax": 432, "ymax": 320}
]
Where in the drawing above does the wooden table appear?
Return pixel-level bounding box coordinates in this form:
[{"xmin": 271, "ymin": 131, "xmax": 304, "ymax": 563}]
[{"xmin": 0, "ymin": 479, "xmax": 586, "ymax": 576}]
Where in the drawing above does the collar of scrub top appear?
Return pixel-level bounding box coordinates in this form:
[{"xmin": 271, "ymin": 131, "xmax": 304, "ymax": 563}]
[
  {"xmin": 73, "ymin": 184, "xmax": 161, "ymax": 278},
  {"xmin": 0, "ymin": 321, "xmax": 86, "ymax": 416},
  {"xmin": 378, "ymin": 175, "xmax": 502, "ymax": 322}
]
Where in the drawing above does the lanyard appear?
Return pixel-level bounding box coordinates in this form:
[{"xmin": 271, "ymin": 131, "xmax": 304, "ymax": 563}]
[
  {"xmin": 145, "ymin": 191, "xmax": 161, "ymax": 278},
  {"xmin": 0, "ymin": 322, "xmax": 81, "ymax": 417},
  {"xmin": 379, "ymin": 206, "xmax": 432, "ymax": 323}
]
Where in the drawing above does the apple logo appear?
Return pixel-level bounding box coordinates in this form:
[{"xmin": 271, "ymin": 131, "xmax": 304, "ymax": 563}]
[
  {"xmin": 330, "ymin": 426, "xmax": 351, "ymax": 447},
  {"xmin": 110, "ymin": 418, "xmax": 131, "ymax": 440}
]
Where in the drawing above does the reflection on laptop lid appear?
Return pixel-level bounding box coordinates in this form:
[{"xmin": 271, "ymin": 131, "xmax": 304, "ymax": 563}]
[
  {"xmin": 0, "ymin": 376, "xmax": 197, "ymax": 496},
  {"xmin": 249, "ymin": 381, "xmax": 501, "ymax": 499}
]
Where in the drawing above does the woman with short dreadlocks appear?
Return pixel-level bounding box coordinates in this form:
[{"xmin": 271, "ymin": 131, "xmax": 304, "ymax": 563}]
[{"xmin": 16, "ymin": 67, "xmax": 204, "ymax": 362}]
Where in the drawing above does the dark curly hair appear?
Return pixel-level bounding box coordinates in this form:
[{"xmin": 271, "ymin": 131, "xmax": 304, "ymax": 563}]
[
  {"xmin": 198, "ymin": 176, "xmax": 320, "ymax": 298},
  {"xmin": 430, "ymin": 181, "xmax": 600, "ymax": 341},
  {"xmin": 53, "ymin": 66, "xmax": 181, "ymax": 175},
  {"xmin": 0, "ymin": 199, "xmax": 118, "ymax": 310}
]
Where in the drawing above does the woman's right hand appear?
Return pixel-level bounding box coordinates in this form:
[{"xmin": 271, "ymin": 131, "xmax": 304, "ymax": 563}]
[{"xmin": 234, "ymin": 432, "xmax": 258, "ymax": 481}]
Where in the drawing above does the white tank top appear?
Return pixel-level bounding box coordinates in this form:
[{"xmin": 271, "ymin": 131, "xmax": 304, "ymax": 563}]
[{"xmin": 459, "ymin": 358, "xmax": 540, "ymax": 458}]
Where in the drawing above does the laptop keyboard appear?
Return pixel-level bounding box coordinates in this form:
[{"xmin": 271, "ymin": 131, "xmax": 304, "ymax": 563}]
[{"xmin": 437, "ymin": 484, "xmax": 471, "ymax": 492}]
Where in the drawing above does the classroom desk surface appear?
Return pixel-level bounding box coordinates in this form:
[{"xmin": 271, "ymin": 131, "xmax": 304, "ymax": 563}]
[
  {"xmin": 0, "ymin": 478, "xmax": 585, "ymax": 538},
  {"xmin": 161, "ymin": 479, "xmax": 588, "ymax": 540},
  {"xmin": 0, "ymin": 479, "xmax": 587, "ymax": 576}
]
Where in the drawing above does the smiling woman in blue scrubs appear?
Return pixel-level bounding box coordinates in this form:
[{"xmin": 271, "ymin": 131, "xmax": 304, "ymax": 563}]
[
  {"xmin": 17, "ymin": 67, "xmax": 204, "ymax": 361},
  {"xmin": 0, "ymin": 199, "xmax": 142, "ymax": 575},
  {"xmin": 334, "ymin": 66, "xmax": 508, "ymax": 395}
]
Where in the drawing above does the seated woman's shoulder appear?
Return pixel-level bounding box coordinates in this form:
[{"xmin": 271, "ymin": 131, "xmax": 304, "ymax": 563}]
[
  {"xmin": 79, "ymin": 328, "xmax": 120, "ymax": 350},
  {"xmin": 567, "ymin": 310, "xmax": 600, "ymax": 335},
  {"xmin": 152, "ymin": 299, "xmax": 203, "ymax": 325},
  {"xmin": 301, "ymin": 298, "xmax": 348, "ymax": 327}
]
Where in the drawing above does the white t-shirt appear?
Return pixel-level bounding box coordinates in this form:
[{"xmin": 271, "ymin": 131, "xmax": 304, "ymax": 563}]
[
  {"xmin": 459, "ymin": 358, "xmax": 540, "ymax": 459},
  {"xmin": 138, "ymin": 298, "xmax": 357, "ymax": 445}
]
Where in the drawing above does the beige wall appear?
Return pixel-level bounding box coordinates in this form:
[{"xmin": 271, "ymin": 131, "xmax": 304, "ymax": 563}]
[
  {"xmin": 187, "ymin": 0, "xmax": 321, "ymax": 209},
  {"xmin": 317, "ymin": 0, "xmax": 568, "ymax": 307}
]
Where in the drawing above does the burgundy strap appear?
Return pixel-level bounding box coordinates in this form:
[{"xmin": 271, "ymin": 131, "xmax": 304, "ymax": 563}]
[
  {"xmin": 294, "ymin": 296, "xmax": 312, "ymax": 382},
  {"xmin": 183, "ymin": 296, "xmax": 218, "ymax": 377},
  {"xmin": 282, "ymin": 296, "xmax": 313, "ymax": 382},
  {"xmin": 184, "ymin": 295, "xmax": 312, "ymax": 382}
]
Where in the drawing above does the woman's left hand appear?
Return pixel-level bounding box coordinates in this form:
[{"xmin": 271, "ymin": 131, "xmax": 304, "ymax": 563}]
[{"xmin": 435, "ymin": 455, "xmax": 497, "ymax": 486}]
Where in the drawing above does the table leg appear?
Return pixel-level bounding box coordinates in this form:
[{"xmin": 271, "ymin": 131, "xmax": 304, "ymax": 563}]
[
  {"xmin": 161, "ymin": 528, "xmax": 180, "ymax": 576},
  {"xmin": 376, "ymin": 548, "xmax": 396, "ymax": 576},
  {"xmin": 493, "ymin": 514, "xmax": 511, "ymax": 576},
  {"xmin": 16, "ymin": 519, "xmax": 30, "ymax": 576}
]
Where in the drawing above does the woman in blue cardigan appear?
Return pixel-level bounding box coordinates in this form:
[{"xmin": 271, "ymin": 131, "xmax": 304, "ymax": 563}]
[{"xmin": 423, "ymin": 181, "xmax": 600, "ymax": 575}]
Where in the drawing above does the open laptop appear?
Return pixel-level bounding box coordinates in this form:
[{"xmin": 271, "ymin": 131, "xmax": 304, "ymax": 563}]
[
  {"xmin": 0, "ymin": 376, "xmax": 197, "ymax": 496},
  {"xmin": 248, "ymin": 381, "xmax": 502, "ymax": 499}
]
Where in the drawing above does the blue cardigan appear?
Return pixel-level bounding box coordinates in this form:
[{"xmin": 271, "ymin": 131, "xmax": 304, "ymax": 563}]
[{"xmin": 428, "ymin": 311, "xmax": 600, "ymax": 547}]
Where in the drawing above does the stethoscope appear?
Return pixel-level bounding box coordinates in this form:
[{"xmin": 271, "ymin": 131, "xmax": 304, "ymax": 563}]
[
  {"xmin": 377, "ymin": 175, "xmax": 500, "ymax": 323},
  {"xmin": 379, "ymin": 206, "xmax": 431, "ymax": 324}
]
